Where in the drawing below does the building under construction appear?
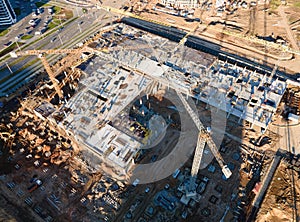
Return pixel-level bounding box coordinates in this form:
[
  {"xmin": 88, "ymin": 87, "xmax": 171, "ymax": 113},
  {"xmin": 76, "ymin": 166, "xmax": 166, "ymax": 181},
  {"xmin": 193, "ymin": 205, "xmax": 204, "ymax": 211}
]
[
  {"xmin": 21, "ymin": 21, "xmax": 286, "ymax": 180},
  {"xmin": 1, "ymin": 11, "xmax": 299, "ymax": 221}
]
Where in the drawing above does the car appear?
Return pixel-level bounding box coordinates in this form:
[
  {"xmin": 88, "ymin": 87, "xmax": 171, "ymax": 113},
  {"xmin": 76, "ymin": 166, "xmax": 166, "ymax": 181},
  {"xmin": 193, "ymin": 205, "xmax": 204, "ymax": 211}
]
[
  {"xmin": 37, "ymin": 7, "xmax": 44, "ymax": 13},
  {"xmin": 50, "ymin": 37, "xmax": 56, "ymax": 42},
  {"xmin": 145, "ymin": 187, "xmax": 150, "ymax": 193},
  {"xmin": 48, "ymin": 8, "xmax": 53, "ymax": 14},
  {"xmin": 3, "ymin": 41, "xmax": 12, "ymax": 47},
  {"xmin": 15, "ymin": 33, "xmax": 24, "ymax": 39},
  {"xmin": 29, "ymin": 19, "xmax": 36, "ymax": 25},
  {"xmin": 185, "ymin": 18, "xmax": 194, "ymax": 22},
  {"xmin": 14, "ymin": 163, "xmax": 21, "ymax": 170},
  {"xmin": 35, "ymin": 18, "xmax": 41, "ymax": 25},
  {"xmin": 194, "ymin": 18, "xmax": 201, "ymax": 23}
]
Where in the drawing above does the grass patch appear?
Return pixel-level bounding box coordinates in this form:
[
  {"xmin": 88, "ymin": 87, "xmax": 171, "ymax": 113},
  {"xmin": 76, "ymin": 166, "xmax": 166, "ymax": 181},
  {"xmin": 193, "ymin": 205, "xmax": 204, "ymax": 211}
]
[
  {"xmin": 35, "ymin": 2, "xmax": 44, "ymax": 7},
  {"xmin": 13, "ymin": 8, "xmax": 21, "ymax": 16},
  {"xmin": 270, "ymin": 0, "xmax": 281, "ymax": 9},
  {"xmin": 14, "ymin": 58, "xmax": 39, "ymax": 75},
  {"xmin": 21, "ymin": 35, "xmax": 33, "ymax": 40},
  {"xmin": 0, "ymin": 72, "xmax": 15, "ymax": 85},
  {"xmin": 294, "ymin": 1, "xmax": 300, "ymax": 8},
  {"xmin": 0, "ymin": 16, "xmax": 78, "ymax": 83},
  {"xmin": 53, "ymin": 18, "xmax": 61, "ymax": 23},
  {"xmin": 0, "ymin": 29, "xmax": 9, "ymax": 37},
  {"xmin": 1, "ymin": 60, "xmax": 40, "ymax": 92},
  {"xmin": 53, "ymin": 6, "xmax": 61, "ymax": 14},
  {"xmin": 48, "ymin": 21, "xmax": 59, "ymax": 30}
]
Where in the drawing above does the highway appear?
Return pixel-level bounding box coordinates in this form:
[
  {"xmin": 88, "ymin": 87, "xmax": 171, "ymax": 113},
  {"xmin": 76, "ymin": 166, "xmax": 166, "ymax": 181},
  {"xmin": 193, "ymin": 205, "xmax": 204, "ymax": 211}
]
[{"xmin": 0, "ymin": 5, "xmax": 115, "ymax": 98}]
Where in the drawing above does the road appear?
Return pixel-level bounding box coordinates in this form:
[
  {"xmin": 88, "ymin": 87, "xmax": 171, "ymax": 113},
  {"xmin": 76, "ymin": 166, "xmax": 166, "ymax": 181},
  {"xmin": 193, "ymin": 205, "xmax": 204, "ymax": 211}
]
[
  {"xmin": 269, "ymin": 121, "xmax": 300, "ymax": 155},
  {"xmin": 278, "ymin": 5, "xmax": 300, "ymax": 53},
  {"xmin": 0, "ymin": 3, "xmax": 116, "ymax": 98},
  {"xmin": 247, "ymin": 150, "xmax": 282, "ymax": 222}
]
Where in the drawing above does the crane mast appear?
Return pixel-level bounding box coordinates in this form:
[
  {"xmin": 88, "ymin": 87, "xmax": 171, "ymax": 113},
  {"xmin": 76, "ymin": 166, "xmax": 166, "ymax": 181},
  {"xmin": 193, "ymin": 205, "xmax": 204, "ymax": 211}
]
[
  {"xmin": 38, "ymin": 54, "xmax": 63, "ymax": 98},
  {"xmin": 188, "ymin": 134, "xmax": 206, "ymax": 196},
  {"xmin": 175, "ymin": 90, "xmax": 232, "ymax": 196}
]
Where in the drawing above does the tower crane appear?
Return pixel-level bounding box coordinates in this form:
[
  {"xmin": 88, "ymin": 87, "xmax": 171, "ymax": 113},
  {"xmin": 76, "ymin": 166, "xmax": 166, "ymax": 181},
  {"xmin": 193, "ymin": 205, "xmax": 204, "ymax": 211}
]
[
  {"xmin": 9, "ymin": 44, "xmax": 151, "ymax": 100},
  {"xmin": 10, "ymin": 48, "xmax": 88, "ymax": 99},
  {"xmin": 132, "ymin": 67, "xmax": 232, "ymax": 196},
  {"xmin": 126, "ymin": 49, "xmax": 232, "ymax": 197},
  {"xmin": 176, "ymin": 90, "xmax": 232, "ymax": 196},
  {"xmin": 90, "ymin": 20, "xmax": 233, "ymax": 196}
]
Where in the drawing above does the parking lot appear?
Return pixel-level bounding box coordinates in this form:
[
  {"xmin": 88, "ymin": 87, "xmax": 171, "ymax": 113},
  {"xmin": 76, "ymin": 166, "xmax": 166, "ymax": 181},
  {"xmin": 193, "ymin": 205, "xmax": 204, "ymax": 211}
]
[{"xmin": 1, "ymin": 0, "xmax": 73, "ymax": 50}]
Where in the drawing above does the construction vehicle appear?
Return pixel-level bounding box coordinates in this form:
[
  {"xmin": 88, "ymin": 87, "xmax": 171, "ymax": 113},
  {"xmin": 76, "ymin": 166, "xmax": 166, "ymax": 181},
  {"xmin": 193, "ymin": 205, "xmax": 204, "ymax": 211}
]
[{"xmin": 27, "ymin": 179, "xmax": 42, "ymax": 193}]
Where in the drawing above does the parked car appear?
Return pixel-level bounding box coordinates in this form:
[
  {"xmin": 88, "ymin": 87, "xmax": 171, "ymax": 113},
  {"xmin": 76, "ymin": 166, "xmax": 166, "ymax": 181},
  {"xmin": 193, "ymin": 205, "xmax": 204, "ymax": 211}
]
[
  {"xmin": 4, "ymin": 41, "xmax": 12, "ymax": 47},
  {"xmin": 37, "ymin": 7, "xmax": 44, "ymax": 14},
  {"xmin": 29, "ymin": 19, "xmax": 36, "ymax": 25},
  {"xmin": 15, "ymin": 33, "xmax": 24, "ymax": 40}
]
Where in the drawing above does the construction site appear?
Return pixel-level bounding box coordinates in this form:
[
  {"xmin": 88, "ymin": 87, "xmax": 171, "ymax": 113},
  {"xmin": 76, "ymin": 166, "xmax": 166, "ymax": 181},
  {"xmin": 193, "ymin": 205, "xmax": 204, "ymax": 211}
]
[{"xmin": 0, "ymin": 0, "xmax": 300, "ymax": 222}]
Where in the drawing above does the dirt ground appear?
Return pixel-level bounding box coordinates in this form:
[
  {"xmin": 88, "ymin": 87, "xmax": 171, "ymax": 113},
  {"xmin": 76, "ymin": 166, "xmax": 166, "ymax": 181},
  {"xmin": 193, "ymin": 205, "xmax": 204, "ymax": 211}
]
[
  {"xmin": 121, "ymin": 0, "xmax": 300, "ymax": 74},
  {"xmin": 256, "ymin": 160, "xmax": 300, "ymax": 222}
]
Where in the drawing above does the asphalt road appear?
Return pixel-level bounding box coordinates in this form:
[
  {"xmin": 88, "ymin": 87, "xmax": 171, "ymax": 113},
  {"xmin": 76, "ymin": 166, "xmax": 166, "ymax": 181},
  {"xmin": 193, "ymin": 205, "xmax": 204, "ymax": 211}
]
[{"xmin": 0, "ymin": 1, "xmax": 116, "ymax": 97}]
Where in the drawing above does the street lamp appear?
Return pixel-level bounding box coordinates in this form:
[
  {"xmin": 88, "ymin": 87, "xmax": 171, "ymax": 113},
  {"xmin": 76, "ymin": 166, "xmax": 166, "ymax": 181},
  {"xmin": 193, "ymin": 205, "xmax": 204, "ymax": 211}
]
[
  {"xmin": 15, "ymin": 41, "xmax": 21, "ymax": 51},
  {"xmin": 78, "ymin": 23, "xmax": 82, "ymax": 33},
  {"xmin": 58, "ymin": 34, "xmax": 63, "ymax": 45},
  {"xmin": 5, "ymin": 62, "xmax": 13, "ymax": 74}
]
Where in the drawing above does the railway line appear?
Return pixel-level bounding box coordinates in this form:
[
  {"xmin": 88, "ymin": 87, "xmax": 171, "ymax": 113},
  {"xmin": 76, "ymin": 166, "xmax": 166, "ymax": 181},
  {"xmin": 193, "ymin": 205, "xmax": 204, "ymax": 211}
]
[{"xmin": 121, "ymin": 16, "xmax": 297, "ymax": 81}]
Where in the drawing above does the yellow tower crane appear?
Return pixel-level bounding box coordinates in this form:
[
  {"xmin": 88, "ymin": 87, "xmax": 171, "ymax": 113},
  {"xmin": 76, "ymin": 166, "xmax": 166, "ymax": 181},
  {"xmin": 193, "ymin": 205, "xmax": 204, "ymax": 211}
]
[{"xmin": 9, "ymin": 44, "xmax": 151, "ymax": 99}]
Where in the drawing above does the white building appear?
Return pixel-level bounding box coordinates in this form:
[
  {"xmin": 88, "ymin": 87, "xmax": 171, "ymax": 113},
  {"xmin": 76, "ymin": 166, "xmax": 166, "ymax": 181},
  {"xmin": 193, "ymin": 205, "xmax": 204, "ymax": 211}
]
[
  {"xmin": 161, "ymin": 0, "xmax": 199, "ymax": 8},
  {"xmin": 0, "ymin": 0, "xmax": 16, "ymax": 26}
]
